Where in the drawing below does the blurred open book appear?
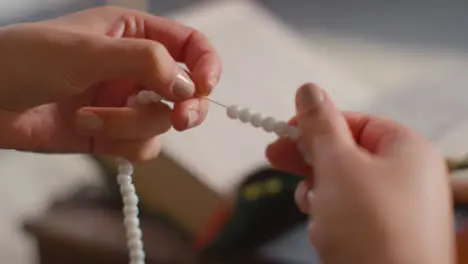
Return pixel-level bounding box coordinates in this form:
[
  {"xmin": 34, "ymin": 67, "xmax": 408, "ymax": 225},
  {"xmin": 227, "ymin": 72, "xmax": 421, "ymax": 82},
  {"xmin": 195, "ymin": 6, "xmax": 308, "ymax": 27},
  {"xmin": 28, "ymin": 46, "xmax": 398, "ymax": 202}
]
[
  {"xmin": 128, "ymin": 0, "xmax": 468, "ymax": 234},
  {"xmin": 159, "ymin": 0, "xmax": 371, "ymax": 195}
]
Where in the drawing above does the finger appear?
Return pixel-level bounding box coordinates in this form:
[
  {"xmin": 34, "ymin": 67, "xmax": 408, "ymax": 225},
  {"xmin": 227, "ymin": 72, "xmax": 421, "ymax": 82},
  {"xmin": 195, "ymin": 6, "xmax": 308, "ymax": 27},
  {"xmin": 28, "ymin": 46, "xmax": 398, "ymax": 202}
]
[
  {"xmin": 83, "ymin": 37, "xmax": 195, "ymax": 102},
  {"xmin": 344, "ymin": 112, "xmax": 421, "ymax": 156},
  {"xmin": 93, "ymin": 137, "xmax": 162, "ymax": 163},
  {"xmin": 295, "ymin": 83, "xmax": 356, "ymax": 162},
  {"xmin": 295, "ymin": 181, "xmax": 311, "ymax": 214},
  {"xmin": 268, "ymin": 115, "xmax": 415, "ymax": 177},
  {"xmin": 266, "ymin": 137, "xmax": 311, "ymax": 176},
  {"xmin": 171, "ymin": 97, "xmax": 209, "ymax": 131},
  {"xmin": 134, "ymin": 11, "xmax": 222, "ymax": 95},
  {"xmin": 56, "ymin": 7, "xmax": 222, "ymax": 95},
  {"xmin": 295, "ymin": 83, "xmax": 417, "ymax": 159},
  {"xmin": 266, "ymin": 117, "xmax": 311, "ymax": 175},
  {"xmin": 74, "ymin": 103, "xmax": 172, "ymax": 140},
  {"xmin": 267, "ymin": 111, "xmax": 412, "ymax": 175}
]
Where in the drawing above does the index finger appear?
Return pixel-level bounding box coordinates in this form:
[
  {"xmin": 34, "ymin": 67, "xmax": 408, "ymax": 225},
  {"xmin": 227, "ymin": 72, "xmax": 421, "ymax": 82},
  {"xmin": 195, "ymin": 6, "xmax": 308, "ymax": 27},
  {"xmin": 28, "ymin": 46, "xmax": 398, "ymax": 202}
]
[
  {"xmin": 50, "ymin": 6, "xmax": 222, "ymax": 96},
  {"xmin": 129, "ymin": 9, "xmax": 222, "ymax": 95}
]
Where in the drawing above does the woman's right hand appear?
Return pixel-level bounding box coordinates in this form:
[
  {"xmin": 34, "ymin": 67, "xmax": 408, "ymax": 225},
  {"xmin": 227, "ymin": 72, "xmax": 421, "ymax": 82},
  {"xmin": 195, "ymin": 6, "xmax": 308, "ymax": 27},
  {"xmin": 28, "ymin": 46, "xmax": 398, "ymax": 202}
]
[{"xmin": 267, "ymin": 83, "xmax": 455, "ymax": 264}]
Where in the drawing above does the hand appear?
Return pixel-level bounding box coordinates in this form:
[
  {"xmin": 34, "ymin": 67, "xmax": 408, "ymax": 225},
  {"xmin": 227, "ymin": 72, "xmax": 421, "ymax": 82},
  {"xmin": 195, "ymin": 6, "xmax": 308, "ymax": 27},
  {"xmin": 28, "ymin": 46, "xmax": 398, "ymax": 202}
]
[
  {"xmin": 0, "ymin": 6, "xmax": 221, "ymax": 161},
  {"xmin": 266, "ymin": 83, "xmax": 455, "ymax": 264}
]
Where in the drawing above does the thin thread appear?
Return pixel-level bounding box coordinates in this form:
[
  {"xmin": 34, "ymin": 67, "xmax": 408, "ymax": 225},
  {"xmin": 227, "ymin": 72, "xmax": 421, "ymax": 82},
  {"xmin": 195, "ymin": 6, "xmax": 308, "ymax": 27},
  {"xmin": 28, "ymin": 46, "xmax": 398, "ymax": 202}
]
[{"xmin": 203, "ymin": 97, "xmax": 228, "ymax": 108}]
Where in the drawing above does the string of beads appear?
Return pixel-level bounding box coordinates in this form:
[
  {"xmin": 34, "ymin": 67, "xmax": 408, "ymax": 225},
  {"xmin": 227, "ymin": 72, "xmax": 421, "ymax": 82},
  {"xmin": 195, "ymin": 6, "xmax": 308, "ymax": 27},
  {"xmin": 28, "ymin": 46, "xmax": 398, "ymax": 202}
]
[
  {"xmin": 117, "ymin": 89, "xmax": 300, "ymax": 264},
  {"xmin": 117, "ymin": 160, "xmax": 145, "ymax": 264},
  {"xmin": 117, "ymin": 90, "xmax": 163, "ymax": 264},
  {"xmin": 226, "ymin": 105, "xmax": 300, "ymax": 140}
]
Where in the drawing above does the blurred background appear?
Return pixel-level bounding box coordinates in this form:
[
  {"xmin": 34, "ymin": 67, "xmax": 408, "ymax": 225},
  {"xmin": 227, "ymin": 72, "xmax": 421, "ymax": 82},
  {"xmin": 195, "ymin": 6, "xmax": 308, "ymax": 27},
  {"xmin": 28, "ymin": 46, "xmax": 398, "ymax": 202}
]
[{"xmin": 0, "ymin": 0, "xmax": 468, "ymax": 263}]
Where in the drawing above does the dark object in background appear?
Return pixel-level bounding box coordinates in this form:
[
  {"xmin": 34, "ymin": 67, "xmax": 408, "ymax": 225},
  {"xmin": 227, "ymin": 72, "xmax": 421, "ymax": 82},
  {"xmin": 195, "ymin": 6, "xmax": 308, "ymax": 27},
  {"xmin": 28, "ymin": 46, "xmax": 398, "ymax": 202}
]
[
  {"xmin": 23, "ymin": 205, "xmax": 197, "ymax": 264},
  {"xmin": 23, "ymin": 195, "xmax": 282, "ymax": 264},
  {"xmin": 201, "ymin": 167, "xmax": 307, "ymax": 257},
  {"xmin": 24, "ymin": 165, "xmax": 468, "ymax": 264}
]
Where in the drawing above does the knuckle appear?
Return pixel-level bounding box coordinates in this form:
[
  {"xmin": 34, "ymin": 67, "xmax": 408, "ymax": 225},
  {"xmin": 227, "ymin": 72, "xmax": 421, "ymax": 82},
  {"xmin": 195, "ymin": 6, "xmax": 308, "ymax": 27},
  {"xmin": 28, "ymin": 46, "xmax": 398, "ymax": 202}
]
[
  {"xmin": 302, "ymin": 109, "xmax": 334, "ymax": 135},
  {"xmin": 140, "ymin": 42, "xmax": 173, "ymax": 84},
  {"xmin": 137, "ymin": 139, "xmax": 162, "ymax": 162}
]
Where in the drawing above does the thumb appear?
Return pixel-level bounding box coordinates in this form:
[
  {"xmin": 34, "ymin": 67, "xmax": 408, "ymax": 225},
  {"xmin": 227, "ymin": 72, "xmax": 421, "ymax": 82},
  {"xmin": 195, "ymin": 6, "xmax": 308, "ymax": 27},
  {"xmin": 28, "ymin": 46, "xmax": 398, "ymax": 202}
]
[
  {"xmin": 295, "ymin": 83, "xmax": 356, "ymax": 161},
  {"xmin": 81, "ymin": 37, "xmax": 195, "ymax": 101}
]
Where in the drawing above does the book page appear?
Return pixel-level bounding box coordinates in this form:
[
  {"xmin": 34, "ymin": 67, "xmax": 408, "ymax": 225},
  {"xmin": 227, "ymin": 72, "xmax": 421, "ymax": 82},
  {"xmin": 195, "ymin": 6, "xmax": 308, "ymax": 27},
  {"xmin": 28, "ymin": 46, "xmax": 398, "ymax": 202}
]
[
  {"xmin": 159, "ymin": 0, "xmax": 371, "ymax": 195},
  {"xmin": 365, "ymin": 70, "xmax": 468, "ymax": 146}
]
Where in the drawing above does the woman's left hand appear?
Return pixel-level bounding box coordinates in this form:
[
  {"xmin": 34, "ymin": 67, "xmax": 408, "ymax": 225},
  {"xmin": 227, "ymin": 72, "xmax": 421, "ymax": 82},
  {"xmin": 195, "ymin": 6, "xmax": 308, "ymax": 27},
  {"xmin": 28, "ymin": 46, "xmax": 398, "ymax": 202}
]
[{"xmin": 0, "ymin": 6, "xmax": 222, "ymax": 161}]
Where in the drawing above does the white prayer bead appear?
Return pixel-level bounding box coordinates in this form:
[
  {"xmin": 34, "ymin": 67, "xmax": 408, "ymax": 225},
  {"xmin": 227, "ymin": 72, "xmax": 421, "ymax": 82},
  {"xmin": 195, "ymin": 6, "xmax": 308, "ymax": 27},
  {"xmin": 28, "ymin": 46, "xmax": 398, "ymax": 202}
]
[
  {"xmin": 287, "ymin": 126, "xmax": 300, "ymax": 140},
  {"xmin": 148, "ymin": 91, "xmax": 162, "ymax": 102},
  {"xmin": 124, "ymin": 205, "xmax": 138, "ymax": 216},
  {"xmin": 116, "ymin": 158, "xmax": 145, "ymax": 264},
  {"xmin": 119, "ymin": 163, "xmax": 134, "ymax": 175},
  {"xmin": 127, "ymin": 229, "xmax": 142, "ymax": 240},
  {"xmin": 239, "ymin": 108, "xmax": 251, "ymax": 123},
  {"xmin": 120, "ymin": 185, "xmax": 136, "ymax": 196},
  {"xmin": 130, "ymin": 251, "xmax": 145, "ymax": 260},
  {"xmin": 262, "ymin": 117, "xmax": 276, "ymax": 132},
  {"xmin": 128, "ymin": 240, "xmax": 143, "ymax": 250},
  {"xmin": 136, "ymin": 91, "xmax": 152, "ymax": 105},
  {"xmin": 124, "ymin": 218, "xmax": 140, "ymax": 228},
  {"xmin": 124, "ymin": 195, "xmax": 139, "ymax": 206},
  {"xmin": 117, "ymin": 174, "xmax": 130, "ymax": 185},
  {"xmin": 227, "ymin": 105, "xmax": 240, "ymax": 119},
  {"xmin": 125, "ymin": 223, "xmax": 139, "ymax": 232},
  {"xmin": 273, "ymin": 121, "xmax": 289, "ymax": 137},
  {"xmin": 250, "ymin": 113, "xmax": 263, "ymax": 127}
]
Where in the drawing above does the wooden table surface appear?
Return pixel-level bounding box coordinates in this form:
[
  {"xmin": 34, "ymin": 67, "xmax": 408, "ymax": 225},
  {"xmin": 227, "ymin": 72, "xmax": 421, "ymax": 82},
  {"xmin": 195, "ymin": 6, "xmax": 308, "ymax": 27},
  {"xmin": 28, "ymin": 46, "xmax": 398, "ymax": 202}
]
[
  {"xmin": 23, "ymin": 205, "xmax": 198, "ymax": 264},
  {"xmin": 23, "ymin": 203, "xmax": 279, "ymax": 264}
]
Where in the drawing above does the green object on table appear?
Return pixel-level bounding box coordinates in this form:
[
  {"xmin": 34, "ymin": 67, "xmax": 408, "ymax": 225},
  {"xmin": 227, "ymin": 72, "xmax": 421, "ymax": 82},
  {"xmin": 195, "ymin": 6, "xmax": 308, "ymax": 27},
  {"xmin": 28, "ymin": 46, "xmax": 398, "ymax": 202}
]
[{"xmin": 448, "ymin": 155, "xmax": 468, "ymax": 172}]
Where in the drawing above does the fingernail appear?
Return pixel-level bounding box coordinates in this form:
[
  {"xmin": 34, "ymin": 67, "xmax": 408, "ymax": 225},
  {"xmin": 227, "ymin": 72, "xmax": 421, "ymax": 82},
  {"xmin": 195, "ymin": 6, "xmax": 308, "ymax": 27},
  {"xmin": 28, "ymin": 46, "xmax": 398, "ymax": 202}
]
[
  {"xmin": 174, "ymin": 70, "xmax": 195, "ymax": 99},
  {"xmin": 295, "ymin": 181, "xmax": 309, "ymax": 214},
  {"xmin": 307, "ymin": 191, "xmax": 314, "ymax": 203},
  {"xmin": 296, "ymin": 181, "xmax": 307, "ymax": 199},
  {"xmin": 186, "ymin": 110, "xmax": 199, "ymax": 129},
  {"xmin": 297, "ymin": 83, "xmax": 323, "ymax": 113},
  {"xmin": 206, "ymin": 71, "xmax": 219, "ymax": 94},
  {"xmin": 76, "ymin": 112, "xmax": 102, "ymax": 135}
]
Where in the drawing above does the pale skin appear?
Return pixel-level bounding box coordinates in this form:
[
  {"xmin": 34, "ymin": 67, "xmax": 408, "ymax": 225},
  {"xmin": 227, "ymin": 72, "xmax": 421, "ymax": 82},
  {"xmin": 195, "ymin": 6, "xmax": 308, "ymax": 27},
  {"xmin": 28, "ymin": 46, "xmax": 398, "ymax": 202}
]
[
  {"xmin": 0, "ymin": 6, "xmax": 463, "ymax": 264},
  {"xmin": 267, "ymin": 83, "xmax": 455, "ymax": 263},
  {"xmin": 0, "ymin": 6, "xmax": 221, "ymax": 160}
]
